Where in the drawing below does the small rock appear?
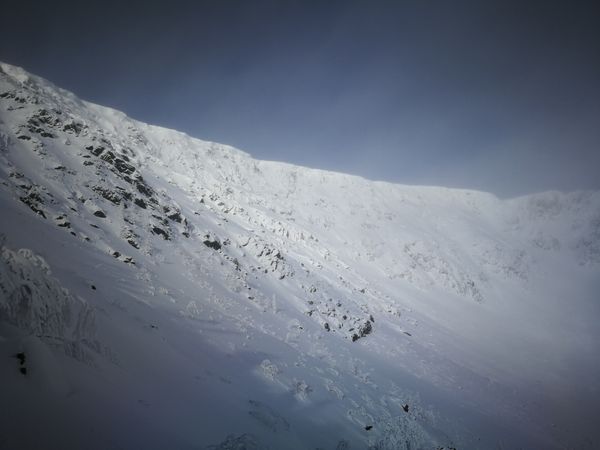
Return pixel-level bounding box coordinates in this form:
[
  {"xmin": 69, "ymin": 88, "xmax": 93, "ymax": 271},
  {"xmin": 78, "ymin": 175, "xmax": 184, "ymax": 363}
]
[
  {"xmin": 203, "ymin": 239, "xmax": 221, "ymax": 250},
  {"xmin": 152, "ymin": 226, "xmax": 170, "ymax": 240},
  {"xmin": 14, "ymin": 352, "xmax": 26, "ymax": 365}
]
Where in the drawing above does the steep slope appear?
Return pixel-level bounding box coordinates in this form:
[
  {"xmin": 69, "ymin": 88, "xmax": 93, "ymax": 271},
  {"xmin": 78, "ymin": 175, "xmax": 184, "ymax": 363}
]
[{"xmin": 1, "ymin": 62, "xmax": 599, "ymax": 450}]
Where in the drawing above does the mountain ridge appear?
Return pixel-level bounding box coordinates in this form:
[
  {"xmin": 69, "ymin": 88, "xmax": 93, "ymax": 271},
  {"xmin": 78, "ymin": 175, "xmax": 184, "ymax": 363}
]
[{"xmin": 5, "ymin": 59, "xmax": 593, "ymax": 201}]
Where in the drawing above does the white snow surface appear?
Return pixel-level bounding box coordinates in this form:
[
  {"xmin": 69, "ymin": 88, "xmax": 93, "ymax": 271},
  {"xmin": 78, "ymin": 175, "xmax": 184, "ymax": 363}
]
[{"xmin": 0, "ymin": 61, "xmax": 599, "ymax": 449}]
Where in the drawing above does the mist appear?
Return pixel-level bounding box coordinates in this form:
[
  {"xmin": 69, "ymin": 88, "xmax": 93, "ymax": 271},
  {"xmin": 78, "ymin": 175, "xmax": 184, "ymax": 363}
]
[{"xmin": 1, "ymin": 0, "xmax": 599, "ymax": 197}]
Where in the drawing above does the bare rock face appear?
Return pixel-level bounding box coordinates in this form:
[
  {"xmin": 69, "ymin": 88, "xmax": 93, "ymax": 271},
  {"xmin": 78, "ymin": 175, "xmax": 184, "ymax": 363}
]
[{"xmin": 351, "ymin": 319, "xmax": 373, "ymax": 342}]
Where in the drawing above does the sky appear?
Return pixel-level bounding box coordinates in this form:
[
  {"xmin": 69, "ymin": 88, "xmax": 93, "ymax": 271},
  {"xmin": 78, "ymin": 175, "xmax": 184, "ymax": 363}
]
[{"xmin": 1, "ymin": 0, "xmax": 599, "ymax": 197}]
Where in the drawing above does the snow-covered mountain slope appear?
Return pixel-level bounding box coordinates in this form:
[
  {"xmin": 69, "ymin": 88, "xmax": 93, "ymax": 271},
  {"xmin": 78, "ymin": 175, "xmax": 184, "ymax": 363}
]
[{"xmin": 1, "ymin": 61, "xmax": 599, "ymax": 449}]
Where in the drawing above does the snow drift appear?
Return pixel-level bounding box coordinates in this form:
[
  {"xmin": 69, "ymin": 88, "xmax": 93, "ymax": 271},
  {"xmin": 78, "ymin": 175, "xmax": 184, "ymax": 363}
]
[{"xmin": 1, "ymin": 61, "xmax": 599, "ymax": 449}]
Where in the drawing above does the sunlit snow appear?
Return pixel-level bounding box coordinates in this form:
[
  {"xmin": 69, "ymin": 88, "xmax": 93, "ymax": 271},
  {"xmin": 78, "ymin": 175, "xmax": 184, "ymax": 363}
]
[{"xmin": 1, "ymin": 62, "xmax": 599, "ymax": 449}]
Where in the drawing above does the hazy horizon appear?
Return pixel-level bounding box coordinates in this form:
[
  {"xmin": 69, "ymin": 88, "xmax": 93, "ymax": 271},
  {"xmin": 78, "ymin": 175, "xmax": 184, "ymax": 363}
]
[{"xmin": 2, "ymin": 0, "xmax": 599, "ymax": 197}]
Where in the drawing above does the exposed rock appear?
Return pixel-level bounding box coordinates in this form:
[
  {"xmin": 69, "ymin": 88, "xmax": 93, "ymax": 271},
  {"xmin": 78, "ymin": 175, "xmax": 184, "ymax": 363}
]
[
  {"xmin": 123, "ymin": 229, "xmax": 140, "ymax": 249},
  {"xmin": 135, "ymin": 178, "xmax": 154, "ymax": 198},
  {"xmin": 54, "ymin": 215, "xmax": 71, "ymax": 228},
  {"xmin": 62, "ymin": 121, "xmax": 86, "ymax": 135},
  {"xmin": 25, "ymin": 108, "xmax": 61, "ymax": 138},
  {"xmin": 113, "ymin": 158, "xmax": 135, "ymax": 175},
  {"xmin": 203, "ymin": 237, "xmax": 222, "ymax": 250},
  {"xmin": 100, "ymin": 150, "xmax": 116, "ymax": 164},
  {"xmin": 351, "ymin": 319, "xmax": 373, "ymax": 342},
  {"xmin": 89, "ymin": 146, "xmax": 104, "ymax": 156},
  {"xmin": 167, "ymin": 211, "xmax": 183, "ymax": 223},
  {"xmin": 14, "ymin": 352, "xmax": 26, "ymax": 365},
  {"xmin": 92, "ymin": 186, "xmax": 121, "ymax": 205},
  {"xmin": 19, "ymin": 191, "xmax": 46, "ymax": 218},
  {"xmin": 152, "ymin": 226, "xmax": 170, "ymax": 240}
]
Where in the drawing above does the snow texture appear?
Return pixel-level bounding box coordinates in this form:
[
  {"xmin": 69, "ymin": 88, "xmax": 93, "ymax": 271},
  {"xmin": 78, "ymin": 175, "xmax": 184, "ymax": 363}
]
[{"xmin": 1, "ymin": 61, "xmax": 599, "ymax": 449}]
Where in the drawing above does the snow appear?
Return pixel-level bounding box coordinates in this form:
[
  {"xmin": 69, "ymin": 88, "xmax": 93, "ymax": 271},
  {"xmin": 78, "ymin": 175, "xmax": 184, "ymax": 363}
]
[{"xmin": 1, "ymin": 61, "xmax": 599, "ymax": 449}]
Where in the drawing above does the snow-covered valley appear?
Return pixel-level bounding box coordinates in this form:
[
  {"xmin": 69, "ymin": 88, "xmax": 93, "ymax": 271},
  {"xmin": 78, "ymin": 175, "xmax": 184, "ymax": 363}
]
[{"xmin": 1, "ymin": 61, "xmax": 599, "ymax": 449}]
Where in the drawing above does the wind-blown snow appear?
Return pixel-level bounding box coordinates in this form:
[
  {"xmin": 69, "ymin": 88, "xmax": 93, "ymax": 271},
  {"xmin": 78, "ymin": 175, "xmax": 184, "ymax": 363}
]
[{"xmin": 0, "ymin": 61, "xmax": 599, "ymax": 449}]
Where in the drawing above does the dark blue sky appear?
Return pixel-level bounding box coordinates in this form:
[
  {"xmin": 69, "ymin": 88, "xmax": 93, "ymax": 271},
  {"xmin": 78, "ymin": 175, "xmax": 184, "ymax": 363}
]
[{"xmin": 2, "ymin": 0, "xmax": 599, "ymax": 196}]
